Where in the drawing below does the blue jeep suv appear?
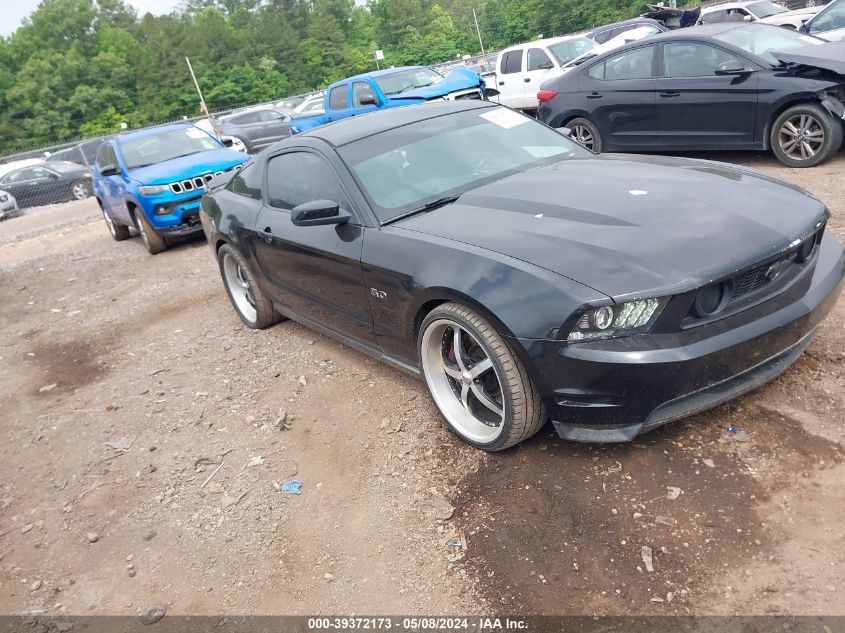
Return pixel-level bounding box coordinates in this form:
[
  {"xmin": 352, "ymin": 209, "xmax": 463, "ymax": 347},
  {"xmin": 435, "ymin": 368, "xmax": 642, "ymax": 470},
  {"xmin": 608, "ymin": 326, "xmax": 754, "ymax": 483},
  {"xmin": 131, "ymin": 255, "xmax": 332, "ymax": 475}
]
[{"xmin": 93, "ymin": 124, "xmax": 248, "ymax": 254}]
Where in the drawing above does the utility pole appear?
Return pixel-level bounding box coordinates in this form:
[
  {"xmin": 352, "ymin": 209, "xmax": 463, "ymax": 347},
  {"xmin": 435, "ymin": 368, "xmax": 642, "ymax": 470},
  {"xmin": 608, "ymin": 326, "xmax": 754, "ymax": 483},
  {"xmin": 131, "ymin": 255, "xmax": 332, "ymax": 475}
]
[
  {"xmin": 185, "ymin": 56, "xmax": 222, "ymax": 138},
  {"xmin": 473, "ymin": 8, "xmax": 486, "ymax": 56}
]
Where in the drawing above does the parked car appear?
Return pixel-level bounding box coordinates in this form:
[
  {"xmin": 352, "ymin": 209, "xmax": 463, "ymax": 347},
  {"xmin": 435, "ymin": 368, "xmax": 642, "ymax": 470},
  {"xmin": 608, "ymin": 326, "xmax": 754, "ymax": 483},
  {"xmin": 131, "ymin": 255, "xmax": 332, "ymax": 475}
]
[
  {"xmin": 776, "ymin": 0, "xmax": 831, "ymax": 9},
  {"xmin": 291, "ymin": 92, "xmax": 325, "ymax": 117},
  {"xmin": 0, "ymin": 189, "xmax": 20, "ymax": 220},
  {"xmin": 0, "ymin": 161, "xmax": 92, "ymax": 208},
  {"xmin": 557, "ymin": 24, "xmax": 665, "ymax": 76},
  {"xmin": 490, "ymin": 20, "xmax": 669, "ymax": 111},
  {"xmin": 92, "ymin": 124, "xmax": 248, "ymax": 254},
  {"xmin": 46, "ymin": 137, "xmax": 110, "ymax": 168},
  {"xmin": 537, "ymin": 24, "xmax": 845, "ymax": 167},
  {"xmin": 200, "ymin": 100, "xmax": 844, "ymax": 451},
  {"xmin": 218, "ymin": 107, "xmax": 292, "ymax": 153},
  {"xmin": 800, "ymin": 0, "xmax": 845, "ymax": 38},
  {"xmin": 289, "ymin": 67, "xmax": 487, "ymax": 134},
  {"xmin": 699, "ymin": 0, "xmax": 822, "ymax": 28}
]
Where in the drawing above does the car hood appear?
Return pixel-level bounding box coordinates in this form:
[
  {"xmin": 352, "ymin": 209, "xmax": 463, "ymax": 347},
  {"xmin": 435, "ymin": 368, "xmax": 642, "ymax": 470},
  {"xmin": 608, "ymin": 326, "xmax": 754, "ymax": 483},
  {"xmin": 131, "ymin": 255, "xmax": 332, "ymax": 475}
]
[
  {"xmin": 773, "ymin": 40, "xmax": 845, "ymax": 75},
  {"xmin": 395, "ymin": 154, "xmax": 828, "ymax": 301},
  {"xmin": 389, "ymin": 67, "xmax": 484, "ymax": 101},
  {"xmin": 127, "ymin": 148, "xmax": 247, "ymax": 185}
]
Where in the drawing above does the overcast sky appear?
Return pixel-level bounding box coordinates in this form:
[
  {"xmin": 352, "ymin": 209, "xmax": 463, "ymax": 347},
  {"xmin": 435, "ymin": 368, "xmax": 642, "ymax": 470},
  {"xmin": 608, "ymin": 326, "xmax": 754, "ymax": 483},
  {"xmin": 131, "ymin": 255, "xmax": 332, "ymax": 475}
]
[{"xmin": 1, "ymin": 0, "xmax": 183, "ymax": 37}]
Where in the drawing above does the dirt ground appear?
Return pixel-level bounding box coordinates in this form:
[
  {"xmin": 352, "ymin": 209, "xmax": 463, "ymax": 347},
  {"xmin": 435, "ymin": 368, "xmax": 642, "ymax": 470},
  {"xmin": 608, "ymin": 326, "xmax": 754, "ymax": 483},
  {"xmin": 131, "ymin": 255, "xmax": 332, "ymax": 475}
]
[{"xmin": 0, "ymin": 150, "xmax": 843, "ymax": 618}]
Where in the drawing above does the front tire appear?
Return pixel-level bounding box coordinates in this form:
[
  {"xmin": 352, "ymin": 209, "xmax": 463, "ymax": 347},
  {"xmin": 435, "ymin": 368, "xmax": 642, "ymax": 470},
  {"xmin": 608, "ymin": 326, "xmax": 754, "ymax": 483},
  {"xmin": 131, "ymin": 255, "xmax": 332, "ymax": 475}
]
[
  {"xmin": 567, "ymin": 117, "xmax": 603, "ymax": 153},
  {"xmin": 134, "ymin": 211, "xmax": 167, "ymax": 254},
  {"xmin": 418, "ymin": 302, "xmax": 546, "ymax": 451},
  {"xmin": 770, "ymin": 103, "xmax": 843, "ymax": 167},
  {"xmin": 70, "ymin": 180, "xmax": 91, "ymax": 200},
  {"xmin": 217, "ymin": 244, "xmax": 283, "ymax": 329}
]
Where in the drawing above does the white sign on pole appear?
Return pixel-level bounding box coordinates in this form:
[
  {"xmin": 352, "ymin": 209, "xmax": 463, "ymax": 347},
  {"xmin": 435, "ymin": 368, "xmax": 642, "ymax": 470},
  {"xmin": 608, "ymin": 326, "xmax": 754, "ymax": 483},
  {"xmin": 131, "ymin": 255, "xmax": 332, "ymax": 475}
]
[{"xmin": 375, "ymin": 49, "xmax": 385, "ymax": 61}]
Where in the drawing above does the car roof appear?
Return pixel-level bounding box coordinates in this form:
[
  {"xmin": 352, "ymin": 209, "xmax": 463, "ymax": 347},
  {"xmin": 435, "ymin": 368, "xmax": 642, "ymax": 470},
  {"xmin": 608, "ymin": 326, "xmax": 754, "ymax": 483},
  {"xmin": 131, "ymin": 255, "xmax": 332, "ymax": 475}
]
[
  {"xmin": 701, "ymin": 1, "xmax": 755, "ymax": 10},
  {"xmin": 114, "ymin": 123, "xmax": 196, "ymax": 143},
  {"xmin": 337, "ymin": 66, "xmax": 429, "ymax": 85},
  {"xmin": 631, "ymin": 21, "xmax": 771, "ymax": 42},
  {"xmin": 586, "ymin": 17, "xmax": 664, "ymax": 33},
  {"xmin": 300, "ymin": 100, "xmax": 496, "ymax": 147}
]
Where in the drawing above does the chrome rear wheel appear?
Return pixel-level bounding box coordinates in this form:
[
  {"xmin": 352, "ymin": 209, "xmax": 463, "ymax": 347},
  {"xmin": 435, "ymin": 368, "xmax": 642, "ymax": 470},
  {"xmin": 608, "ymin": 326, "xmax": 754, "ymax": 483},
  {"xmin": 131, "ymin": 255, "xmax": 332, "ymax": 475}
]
[{"xmin": 222, "ymin": 252, "xmax": 258, "ymax": 324}]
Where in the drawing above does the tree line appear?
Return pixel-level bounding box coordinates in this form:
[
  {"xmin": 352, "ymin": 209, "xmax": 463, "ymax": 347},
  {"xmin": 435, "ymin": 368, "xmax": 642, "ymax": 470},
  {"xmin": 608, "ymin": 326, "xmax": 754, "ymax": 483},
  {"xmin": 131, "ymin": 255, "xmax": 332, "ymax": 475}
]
[{"xmin": 0, "ymin": 0, "xmax": 649, "ymax": 153}]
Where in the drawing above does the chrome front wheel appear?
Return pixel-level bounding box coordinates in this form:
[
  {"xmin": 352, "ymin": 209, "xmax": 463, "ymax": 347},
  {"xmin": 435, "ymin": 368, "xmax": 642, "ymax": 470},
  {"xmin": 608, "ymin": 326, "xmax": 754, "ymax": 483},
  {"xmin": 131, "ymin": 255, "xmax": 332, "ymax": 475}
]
[
  {"xmin": 778, "ymin": 114, "xmax": 825, "ymax": 162},
  {"xmin": 71, "ymin": 181, "xmax": 90, "ymax": 200}
]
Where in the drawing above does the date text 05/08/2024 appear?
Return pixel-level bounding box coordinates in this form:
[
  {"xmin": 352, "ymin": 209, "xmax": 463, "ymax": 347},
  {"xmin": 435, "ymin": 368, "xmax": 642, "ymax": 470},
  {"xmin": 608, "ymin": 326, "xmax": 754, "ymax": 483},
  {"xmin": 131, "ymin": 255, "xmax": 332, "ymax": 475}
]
[{"xmin": 306, "ymin": 617, "xmax": 528, "ymax": 630}]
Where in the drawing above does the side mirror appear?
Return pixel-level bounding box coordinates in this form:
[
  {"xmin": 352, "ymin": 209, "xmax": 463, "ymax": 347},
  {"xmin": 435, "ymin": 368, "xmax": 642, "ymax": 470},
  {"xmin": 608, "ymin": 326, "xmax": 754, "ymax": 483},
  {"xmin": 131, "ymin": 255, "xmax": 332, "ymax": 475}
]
[
  {"xmin": 537, "ymin": 61, "xmax": 554, "ymax": 70},
  {"xmin": 742, "ymin": 14, "xmax": 753, "ymax": 21},
  {"xmin": 291, "ymin": 200, "xmax": 351, "ymax": 227},
  {"xmin": 359, "ymin": 94, "xmax": 378, "ymax": 106},
  {"xmin": 222, "ymin": 138, "xmax": 234, "ymax": 147},
  {"xmin": 715, "ymin": 60, "xmax": 751, "ymax": 75},
  {"xmin": 100, "ymin": 164, "xmax": 119, "ymax": 177}
]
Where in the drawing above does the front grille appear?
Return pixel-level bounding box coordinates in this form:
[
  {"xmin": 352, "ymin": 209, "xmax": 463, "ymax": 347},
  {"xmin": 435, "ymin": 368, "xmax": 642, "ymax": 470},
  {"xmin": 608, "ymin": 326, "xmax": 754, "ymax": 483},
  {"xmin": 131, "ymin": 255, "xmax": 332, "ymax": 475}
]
[
  {"xmin": 168, "ymin": 165, "xmax": 241, "ymax": 195},
  {"xmin": 731, "ymin": 261, "xmax": 774, "ymax": 300}
]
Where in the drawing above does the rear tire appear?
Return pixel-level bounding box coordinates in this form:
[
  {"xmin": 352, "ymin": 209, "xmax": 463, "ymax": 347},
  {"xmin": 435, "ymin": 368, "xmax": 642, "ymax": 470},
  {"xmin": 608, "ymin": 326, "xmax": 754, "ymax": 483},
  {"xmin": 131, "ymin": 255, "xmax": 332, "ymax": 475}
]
[
  {"xmin": 217, "ymin": 244, "xmax": 283, "ymax": 329},
  {"xmin": 770, "ymin": 103, "xmax": 843, "ymax": 167},
  {"xmin": 101, "ymin": 205, "xmax": 130, "ymax": 241},
  {"xmin": 567, "ymin": 117, "xmax": 603, "ymax": 153},
  {"xmin": 134, "ymin": 210, "xmax": 167, "ymax": 254},
  {"xmin": 418, "ymin": 302, "xmax": 546, "ymax": 451}
]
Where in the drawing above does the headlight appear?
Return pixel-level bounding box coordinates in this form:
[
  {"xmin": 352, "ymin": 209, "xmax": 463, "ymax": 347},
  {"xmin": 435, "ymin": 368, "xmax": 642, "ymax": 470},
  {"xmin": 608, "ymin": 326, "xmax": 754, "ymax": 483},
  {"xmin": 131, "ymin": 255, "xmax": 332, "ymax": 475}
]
[
  {"xmin": 138, "ymin": 185, "xmax": 168, "ymax": 196},
  {"xmin": 567, "ymin": 297, "xmax": 668, "ymax": 342},
  {"xmin": 83, "ymin": 172, "xmax": 91, "ymax": 178}
]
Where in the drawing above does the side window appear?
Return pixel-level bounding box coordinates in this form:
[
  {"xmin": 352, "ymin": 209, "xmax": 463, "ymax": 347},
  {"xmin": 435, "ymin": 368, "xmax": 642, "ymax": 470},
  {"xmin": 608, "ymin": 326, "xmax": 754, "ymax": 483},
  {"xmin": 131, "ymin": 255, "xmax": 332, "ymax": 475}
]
[
  {"xmin": 266, "ymin": 152, "xmax": 349, "ymax": 212},
  {"xmin": 663, "ymin": 43, "xmax": 740, "ymax": 77},
  {"xmin": 97, "ymin": 144, "xmax": 117, "ymax": 170},
  {"xmin": 587, "ymin": 60, "xmax": 606, "ymax": 80},
  {"xmin": 229, "ymin": 164, "xmax": 262, "ymax": 200},
  {"xmin": 701, "ymin": 9, "xmax": 728, "ymax": 23},
  {"xmin": 1, "ymin": 170, "xmax": 24, "ymax": 184},
  {"xmin": 603, "ymin": 46, "xmax": 654, "ymax": 80},
  {"xmin": 31, "ymin": 166, "xmax": 54, "ymax": 179},
  {"xmin": 259, "ymin": 110, "xmax": 283, "ymax": 121},
  {"xmin": 527, "ymin": 48, "xmax": 552, "ymax": 71},
  {"xmin": 329, "ymin": 85, "xmax": 348, "ymax": 111},
  {"xmin": 809, "ymin": 4, "xmax": 845, "ymax": 33},
  {"xmin": 352, "ymin": 82, "xmax": 377, "ymax": 107},
  {"xmin": 502, "ymin": 50, "xmax": 523, "ymax": 74}
]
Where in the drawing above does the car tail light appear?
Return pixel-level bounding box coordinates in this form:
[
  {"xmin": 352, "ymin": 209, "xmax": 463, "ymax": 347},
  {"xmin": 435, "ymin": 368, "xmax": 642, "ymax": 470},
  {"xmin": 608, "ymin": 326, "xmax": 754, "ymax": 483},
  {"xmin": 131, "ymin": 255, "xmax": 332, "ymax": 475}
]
[{"xmin": 537, "ymin": 89, "xmax": 558, "ymax": 103}]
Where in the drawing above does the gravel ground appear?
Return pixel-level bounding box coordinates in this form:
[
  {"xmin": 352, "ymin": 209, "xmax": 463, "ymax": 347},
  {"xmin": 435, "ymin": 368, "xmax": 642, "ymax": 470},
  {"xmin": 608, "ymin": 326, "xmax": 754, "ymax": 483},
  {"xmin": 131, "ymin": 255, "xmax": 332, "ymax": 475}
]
[{"xmin": 0, "ymin": 150, "xmax": 842, "ymax": 617}]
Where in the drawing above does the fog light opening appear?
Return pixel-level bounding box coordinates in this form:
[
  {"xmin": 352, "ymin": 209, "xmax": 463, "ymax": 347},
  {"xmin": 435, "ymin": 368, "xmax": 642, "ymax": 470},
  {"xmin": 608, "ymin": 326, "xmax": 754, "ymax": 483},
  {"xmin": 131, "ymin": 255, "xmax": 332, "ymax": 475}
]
[{"xmin": 693, "ymin": 281, "xmax": 732, "ymax": 318}]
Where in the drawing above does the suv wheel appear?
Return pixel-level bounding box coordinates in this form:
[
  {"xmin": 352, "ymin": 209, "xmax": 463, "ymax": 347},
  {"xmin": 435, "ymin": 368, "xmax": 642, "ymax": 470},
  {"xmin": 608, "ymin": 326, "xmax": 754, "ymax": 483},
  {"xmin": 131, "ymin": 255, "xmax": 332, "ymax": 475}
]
[
  {"xmin": 771, "ymin": 103, "xmax": 843, "ymax": 167},
  {"xmin": 101, "ymin": 206, "xmax": 130, "ymax": 241},
  {"xmin": 134, "ymin": 211, "xmax": 167, "ymax": 254},
  {"xmin": 418, "ymin": 302, "xmax": 547, "ymax": 451}
]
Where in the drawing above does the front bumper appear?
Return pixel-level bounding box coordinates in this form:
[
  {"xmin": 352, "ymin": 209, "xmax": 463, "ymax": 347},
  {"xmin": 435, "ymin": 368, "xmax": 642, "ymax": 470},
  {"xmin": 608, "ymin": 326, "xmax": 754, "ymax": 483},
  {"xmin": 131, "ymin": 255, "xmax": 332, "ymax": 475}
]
[
  {"xmin": 137, "ymin": 194, "xmax": 204, "ymax": 236},
  {"xmin": 518, "ymin": 233, "xmax": 845, "ymax": 443}
]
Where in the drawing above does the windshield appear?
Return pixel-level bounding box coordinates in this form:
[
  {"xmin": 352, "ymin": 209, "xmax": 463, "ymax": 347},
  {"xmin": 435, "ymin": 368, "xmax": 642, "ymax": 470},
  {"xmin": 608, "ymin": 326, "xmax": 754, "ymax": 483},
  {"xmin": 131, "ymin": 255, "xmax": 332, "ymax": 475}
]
[
  {"xmin": 338, "ymin": 107, "xmax": 591, "ymax": 223},
  {"xmin": 373, "ymin": 68, "xmax": 444, "ymax": 96},
  {"xmin": 120, "ymin": 128, "xmax": 222, "ymax": 169},
  {"xmin": 713, "ymin": 24, "xmax": 824, "ymax": 64},
  {"xmin": 48, "ymin": 161, "xmax": 85, "ymax": 173},
  {"xmin": 547, "ymin": 37, "xmax": 597, "ymax": 65},
  {"xmin": 747, "ymin": 0, "xmax": 788, "ymax": 18}
]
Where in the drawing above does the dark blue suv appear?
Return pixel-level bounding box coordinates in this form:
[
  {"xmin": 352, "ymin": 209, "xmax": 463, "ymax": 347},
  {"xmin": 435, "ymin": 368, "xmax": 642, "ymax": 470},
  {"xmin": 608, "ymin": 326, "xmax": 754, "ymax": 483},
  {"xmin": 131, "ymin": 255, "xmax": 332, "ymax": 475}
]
[{"xmin": 93, "ymin": 124, "xmax": 248, "ymax": 254}]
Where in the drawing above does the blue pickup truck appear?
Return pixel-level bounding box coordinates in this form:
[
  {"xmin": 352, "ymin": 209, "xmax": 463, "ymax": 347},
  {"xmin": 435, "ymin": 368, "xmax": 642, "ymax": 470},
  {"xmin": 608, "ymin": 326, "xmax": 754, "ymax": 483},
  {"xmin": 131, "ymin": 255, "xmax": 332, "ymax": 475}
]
[
  {"xmin": 289, "ymin": 66, "xmax": 488, "ymax": 134},
  {"xmin": 93, "ymin": 124, "xmax": 248, "ymax": 254}
]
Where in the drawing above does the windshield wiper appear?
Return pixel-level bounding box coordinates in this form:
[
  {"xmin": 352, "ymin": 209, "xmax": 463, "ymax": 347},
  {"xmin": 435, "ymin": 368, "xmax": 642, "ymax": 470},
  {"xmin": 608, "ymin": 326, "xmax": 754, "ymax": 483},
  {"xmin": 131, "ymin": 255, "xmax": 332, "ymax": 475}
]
[
  {"xmin": 383, "ymin": 195, "xmax": 460, "ymax": 225},
  {"xmin": 395, "ymin": 82, "xmax": 434, "ymax": 94}
]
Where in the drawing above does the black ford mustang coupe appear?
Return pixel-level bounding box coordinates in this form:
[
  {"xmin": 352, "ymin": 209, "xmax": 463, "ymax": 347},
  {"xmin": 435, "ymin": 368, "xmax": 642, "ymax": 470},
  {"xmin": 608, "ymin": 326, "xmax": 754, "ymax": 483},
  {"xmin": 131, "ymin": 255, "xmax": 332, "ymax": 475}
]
[{"xmin": 200, "ymin": 101, "xmax": 844, "ymax": 451}]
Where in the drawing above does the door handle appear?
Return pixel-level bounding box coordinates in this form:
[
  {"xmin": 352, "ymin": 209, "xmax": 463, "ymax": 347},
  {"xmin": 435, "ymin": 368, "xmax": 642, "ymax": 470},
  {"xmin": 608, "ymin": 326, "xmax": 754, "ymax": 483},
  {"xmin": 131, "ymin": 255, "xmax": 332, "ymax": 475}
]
[
  {"xmin": 258, "ymin": 227, "xmax": 273, "ymax": 244},
  {"xmin": 660, "ymin": 91, "xmax": 680, "ymax": 98},
  {"xmin": 524, "ymin": 77, "xmax": 531, "ymax": 83},
  {"xmin": 498, "ymin": 81, "xmax": 504, "ymax": 86},
  {"xmin": 586, "ymin": 92, "xmax": 602, "ymax": 99}
]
